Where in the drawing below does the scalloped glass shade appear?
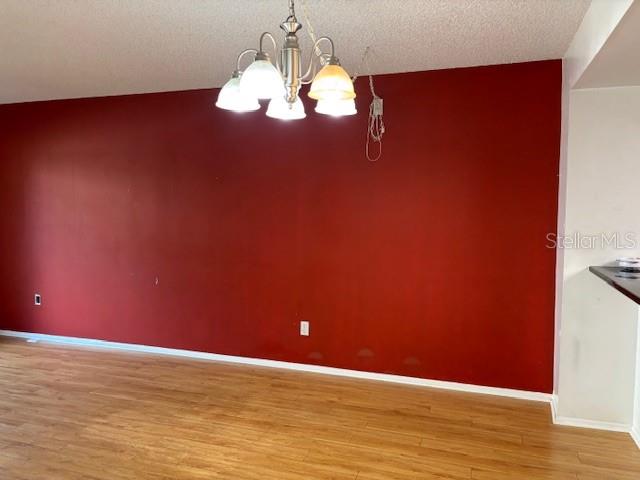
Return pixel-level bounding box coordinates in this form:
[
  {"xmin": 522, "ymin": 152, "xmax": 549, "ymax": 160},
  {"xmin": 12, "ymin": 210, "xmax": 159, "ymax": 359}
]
[
  {"xmin": 266, "ymin": 95, "xmax": 306, "ymax": 120},
  {"xmin": 308, "ymin": 64, "xmax": 356, "ymax": 101},
  {"xmin": 315, "ymin": 98, "xmax": 357, "ymax": 116},
  {"xmin": 215, "ymin": 75, "xmax": 260, "ymax": 112},
  {"xmin": 240, "ymin": 59, "xmax": 283, "ymax": 100}
]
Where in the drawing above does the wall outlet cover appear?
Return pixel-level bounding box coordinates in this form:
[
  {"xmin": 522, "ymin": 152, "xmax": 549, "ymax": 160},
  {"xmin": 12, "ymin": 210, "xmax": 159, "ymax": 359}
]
[{"xmin": 300, "ymin": 321, "xmax": 310, "ymax": 336}]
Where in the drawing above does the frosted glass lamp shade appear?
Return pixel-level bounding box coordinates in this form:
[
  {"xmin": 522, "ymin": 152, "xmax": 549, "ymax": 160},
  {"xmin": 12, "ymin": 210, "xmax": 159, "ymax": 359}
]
[
  {"xmin": 240, "ymin": 59, "xmax": 283, "ymax": 100},
  {"xmin": 309, "ymin": 64, "xmax": 356, "ymax": 101},
  {"xmin": 266, "ymin": 95, "xmax": 306, "ymax": 120},
  {"xmin": 215, "ymin": 74, "xmax": 260, "ymax": 112},
  {"xmin": 315, "ymin": 98, "xmax": 357, "ymax": 116}
]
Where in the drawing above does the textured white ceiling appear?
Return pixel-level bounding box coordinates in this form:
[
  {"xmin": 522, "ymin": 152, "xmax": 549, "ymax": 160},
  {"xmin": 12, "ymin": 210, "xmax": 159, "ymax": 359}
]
[
  {"xmin": 0, "ymin": 0, "xmax": 590, "ymax": 104},
  {"xmin": 575, "ymin": 1, "xmax": 640, "ymax": 88}
]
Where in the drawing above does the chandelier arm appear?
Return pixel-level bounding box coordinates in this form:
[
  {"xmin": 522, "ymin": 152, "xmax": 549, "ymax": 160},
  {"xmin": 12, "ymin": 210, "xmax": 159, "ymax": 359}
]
[
  {"xmin": 301, "ymin": 54, "xmax": 317, "ymax": 83},
  {"xmin": 316, "ymin": 36, "xmax": 335, "ymax": 58},
  {"xmin": 236, "ymin": 48, "xmax": 258, "ymax": 72},
  {"xmin": 301, "ymin": 36, "xmax": 335, "ymax": 82},
  {"xmin": 301, "ymin": 54, "xmax": 331, "ymax": 85},
  {"xmin": 259, "ymin": 32, "xmax": 278, "ymax": 56},
  {"xmin": 259, "ymin": 31, "xmax": 281, "ymax": 71},
  {"xmin": 300, "ymin": 62, "xmax": 317, "ymax": 85}
]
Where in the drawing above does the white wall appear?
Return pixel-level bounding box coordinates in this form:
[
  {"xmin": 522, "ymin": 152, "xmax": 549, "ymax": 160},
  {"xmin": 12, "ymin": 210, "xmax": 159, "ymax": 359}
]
[
  {"xmin": 557, "ymin": 86, "xmax": 640, "ymax": 426},
  {"xmin": 555, "ymin": 0, "xmax": 635, "ymax": 404},
  {"xmin": 564, "ymin": 0, "xmax": 634, "ymax": 88},
  {"xmin": 553, "ymin": 63, "xmax": 570, "ymax": 400}
]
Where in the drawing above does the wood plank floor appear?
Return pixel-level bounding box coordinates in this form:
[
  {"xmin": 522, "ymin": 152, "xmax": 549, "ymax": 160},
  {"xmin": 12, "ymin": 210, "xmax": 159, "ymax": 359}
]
[{"xmin": 0, "ymin": 338, "xmax": 639, "ymax": 479}]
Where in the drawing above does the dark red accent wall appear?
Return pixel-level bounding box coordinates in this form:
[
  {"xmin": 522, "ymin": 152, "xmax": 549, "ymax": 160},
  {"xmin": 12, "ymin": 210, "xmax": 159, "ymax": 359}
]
[{"xmin": 0, "ymin": 60, "xmax": 560, "ymax": 393}]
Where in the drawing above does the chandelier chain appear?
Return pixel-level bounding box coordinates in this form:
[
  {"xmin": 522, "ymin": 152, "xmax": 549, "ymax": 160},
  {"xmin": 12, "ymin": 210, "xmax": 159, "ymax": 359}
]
[{"xmin": 288, "ymin": 0, "xmax": 296, "ymax": 20}]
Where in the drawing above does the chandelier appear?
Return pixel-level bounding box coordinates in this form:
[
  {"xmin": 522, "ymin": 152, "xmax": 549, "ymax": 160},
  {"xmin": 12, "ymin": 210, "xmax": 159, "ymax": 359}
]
[{"xmin": 215, "ymin": 0, "xmax": 356, "ymax": 120}]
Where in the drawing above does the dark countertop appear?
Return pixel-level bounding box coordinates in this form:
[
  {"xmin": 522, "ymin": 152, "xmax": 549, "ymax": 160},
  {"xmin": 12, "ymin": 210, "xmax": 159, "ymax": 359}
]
[{"xmin": 589, "ymin": 266, "xmax": 640, "ymax": 305}]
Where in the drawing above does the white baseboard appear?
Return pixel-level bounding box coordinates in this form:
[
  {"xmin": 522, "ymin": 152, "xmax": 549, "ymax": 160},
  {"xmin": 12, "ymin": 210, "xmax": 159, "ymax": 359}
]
[
  {"xmin": 550, "ymin": 393, "xmax": 559, "ymax": 421},
  {"xmin": 632, "ymin": 427, "xmax": 640, "ymax": 448},
  {"xmin": 0, "ymin": 329, "xmax": 551, "ymax": 403},
  {"xmin": 552, "ymin": 415, "xmax": 631, "ymax": 433},
  {"xmin": 551, "ymin": 392, "xmax": 632, "ymax": 432},
  {"xmin": 551, "ymin": 392, "xmax": 634, "ymax": 434}
]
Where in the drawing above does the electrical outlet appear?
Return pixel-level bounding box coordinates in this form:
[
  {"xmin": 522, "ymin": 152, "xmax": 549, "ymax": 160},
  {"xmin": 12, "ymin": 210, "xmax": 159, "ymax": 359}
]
[
  {"xmin": 34, "ymin": 293, "xmax": 42, "ymax": 306},
  {"xmin": 300, "ymin": 320, "xmax": 310, "ymax": 336}
]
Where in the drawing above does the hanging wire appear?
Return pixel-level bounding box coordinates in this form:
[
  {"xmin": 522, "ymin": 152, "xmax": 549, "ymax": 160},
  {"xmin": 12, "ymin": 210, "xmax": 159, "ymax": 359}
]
[
  {"xmin": 351, "ymin": 46, "xmax": 371, "ymax": 82},
  {"xmin": 357, "ymin": 48, "xmax": 385, "ymax": 162},
  {"xmin": 299, "ymin": 0, "xmax": 322, "ymax": 56},
  {"xmin": 299, "ymin": 0, "xmax": 385, "ymax": 162},
  {"xmin": 366, "ymin": 74, "xmax": 385, "ymax": 162},
  {"xmin": 299, "ymin": 0, "xmax": 330, "ymax": 83}
]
